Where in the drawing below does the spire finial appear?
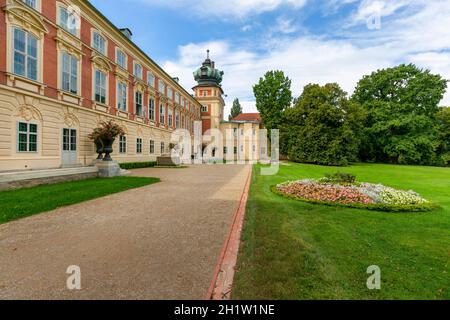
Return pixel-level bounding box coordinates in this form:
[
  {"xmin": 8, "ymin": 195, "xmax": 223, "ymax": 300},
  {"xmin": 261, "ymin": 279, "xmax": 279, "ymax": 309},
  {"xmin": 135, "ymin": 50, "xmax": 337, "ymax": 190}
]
[{"xmin": 207, "ymin": 49, "xmax": 210, "ymax": 59}]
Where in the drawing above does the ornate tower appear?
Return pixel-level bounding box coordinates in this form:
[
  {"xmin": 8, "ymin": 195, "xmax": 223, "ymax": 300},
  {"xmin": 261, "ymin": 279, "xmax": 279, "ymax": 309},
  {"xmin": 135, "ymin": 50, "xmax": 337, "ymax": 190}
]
[{"xmin": 193, "ymin": 50, "xmax": 225, "ymax": 134}]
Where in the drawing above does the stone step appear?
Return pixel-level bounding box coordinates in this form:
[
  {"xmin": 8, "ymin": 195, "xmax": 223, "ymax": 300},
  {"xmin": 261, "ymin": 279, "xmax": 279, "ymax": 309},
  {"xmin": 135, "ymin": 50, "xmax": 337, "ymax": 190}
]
[{"xmin": 0, "ymin": 167, "xmax": 99, "ymax": 184}]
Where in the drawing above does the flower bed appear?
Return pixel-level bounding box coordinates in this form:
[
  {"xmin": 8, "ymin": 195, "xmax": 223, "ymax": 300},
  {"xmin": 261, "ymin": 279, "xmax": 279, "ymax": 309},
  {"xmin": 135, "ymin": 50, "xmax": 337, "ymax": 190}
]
[{"xmin": 274, "ymin": 178, "xmax": 437, "ymax": 212}]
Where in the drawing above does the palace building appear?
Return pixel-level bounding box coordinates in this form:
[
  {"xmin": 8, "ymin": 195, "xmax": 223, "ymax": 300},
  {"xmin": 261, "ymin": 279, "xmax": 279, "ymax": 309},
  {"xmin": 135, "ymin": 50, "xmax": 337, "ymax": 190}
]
[
  {"xmin": 193, "ymin": 51, "xmax": 265, "ymax": 162},
  {"xmin": 0, "ymin": 0, "xmax": 263, "ymax": 172}
]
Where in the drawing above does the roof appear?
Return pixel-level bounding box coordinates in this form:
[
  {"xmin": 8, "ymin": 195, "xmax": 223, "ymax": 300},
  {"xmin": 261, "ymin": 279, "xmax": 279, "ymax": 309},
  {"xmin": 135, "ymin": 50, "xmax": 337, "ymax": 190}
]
[
  {"xmin": 82, "ymin": 0, "xmax": 201, "ymax": 107},
  {"xmin": 231, "ymin": 113, "xmax": 262, "ymax": 123}
]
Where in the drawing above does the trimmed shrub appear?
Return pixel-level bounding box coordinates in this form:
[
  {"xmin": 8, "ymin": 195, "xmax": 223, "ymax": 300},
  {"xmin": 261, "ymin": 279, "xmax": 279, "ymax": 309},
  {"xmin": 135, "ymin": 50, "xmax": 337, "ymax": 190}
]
[{"xmin": 119, "ymin": 161, "xmax": 157, "ymax": 170}]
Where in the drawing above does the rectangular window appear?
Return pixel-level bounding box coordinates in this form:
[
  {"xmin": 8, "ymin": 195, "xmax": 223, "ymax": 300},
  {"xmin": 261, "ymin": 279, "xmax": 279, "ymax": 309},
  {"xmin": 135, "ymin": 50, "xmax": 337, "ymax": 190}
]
[
  {"xmin": 61, "ymin": 52, "xmax": 78, "ymax": 94},
  {"xmin": 58, "ymin": 6, "xmax": 79, "ymax": 36},
  {"xmin": 136, "ymin": 138, "xmax": 142, "ymax": 154},
  {"xmin": 92, "ymin": 32, "xmax": 106, "ymax": 55},
  {"xmin": 233, "ymin": 128, "xmax": 237, "ymax": 136},
  {"xmin": 224, "ymin": 147, "xmax": 227, "ymax": 154},
  {"xmin": 63, "ymin": 128, "xmax": 77, "ymax": 151},
  {"xmin": 149, "ymin": 98, "xmax": 155, "ymax": 121},
  {"xmin": 158, "ymin": 81, "xmax": 165, "ymax": 95},
  {"xmin": 117, "ymin": 82, "xmax": 127, "ymax": 111},
  {"xmin": 135, "ymin": 91, "xmax": 143, "ymax": 116},
  {"xmin": 160, "ymin": 142, "xmax": 165, "ymax": 155},
  {"xmin": 168, "ymin": 87, "xmax": 173, "ymax": 99},
  {"xmin": 147, "ymin": 72, "xmax": 155, "ymax": 87},
  {"xmin": 134, "ymin": 62, "xmax": 142, "ymax": 79},
  {"xmin": 175, "ymin": 92, "xmax": 180, "ymax": 104},
  {"xmin": 23, "ymin": 0, "xmax": 37, "ymax": 9},
  {"xmin": 149, "ymin": 140, "xmax": 155, "ymax": 154},
  {"xmin": 175, "ymin": 113, "xmax": 180, "ymax": 128},
  {"xmin": 201, "ymin": 105, "xmax": 208, "ymax": 113},
  {"xmin": 17, "ymin": 122, "xmax": 37, "ymax": 152},
  {"xmin": 119, "ymin": 135, "xmax": 126, "ymax": 154},
  {"xmin": 13, "ymin": 28, "xmax": 38, "ymax": 81},
  {"xmin": 94, "ymin": 70, "xmax": 106, "ymax": 104},
  {"xmin": 181, "ymin": 115, "xmax": 185, "ymax": 129},
  {"xmin": 116, "ymin": 49, "xmax": 127, "ymax": 69},
  {"xmin": 234, "ymin": 147, "xmax": 237, "ymax": 154},
  {"xmin": 168, "ymin": 108, "xmax": 173, "ymax": 127},
  {"xmin": 159, "ymin": 104, "xmax": 165, "ymax": 124}
]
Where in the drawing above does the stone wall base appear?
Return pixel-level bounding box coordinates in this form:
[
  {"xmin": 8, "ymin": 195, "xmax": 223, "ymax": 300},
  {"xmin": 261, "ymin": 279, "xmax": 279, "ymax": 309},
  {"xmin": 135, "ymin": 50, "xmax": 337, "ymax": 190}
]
[{"xmin": 0, "ymin": 172, "xmax": 98, "ymax": 191}]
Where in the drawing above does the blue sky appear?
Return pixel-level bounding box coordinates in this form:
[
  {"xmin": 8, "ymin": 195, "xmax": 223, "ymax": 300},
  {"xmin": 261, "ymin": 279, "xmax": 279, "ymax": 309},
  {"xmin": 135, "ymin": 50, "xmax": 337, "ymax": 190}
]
[{"xmin": 90, "ymin": 0, "xmax": 450, "ymax": 115}]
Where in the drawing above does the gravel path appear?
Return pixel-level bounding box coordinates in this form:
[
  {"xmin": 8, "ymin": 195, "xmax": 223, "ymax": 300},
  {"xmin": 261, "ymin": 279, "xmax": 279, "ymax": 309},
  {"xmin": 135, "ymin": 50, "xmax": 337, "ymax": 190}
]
[{"xmin": 0, "ymin": 164, "xmax": 250, "ymax": 300}]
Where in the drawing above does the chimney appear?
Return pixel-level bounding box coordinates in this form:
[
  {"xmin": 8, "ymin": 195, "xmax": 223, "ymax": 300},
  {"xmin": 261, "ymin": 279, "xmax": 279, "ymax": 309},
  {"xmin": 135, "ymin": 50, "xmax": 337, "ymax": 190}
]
[
  {"xmin": 119, "ymin": 28, "xmax": 133, "ymax": 39},
  {"xmin": 172, "ymin": 77, "xmax": 180, "ymax": 83}
]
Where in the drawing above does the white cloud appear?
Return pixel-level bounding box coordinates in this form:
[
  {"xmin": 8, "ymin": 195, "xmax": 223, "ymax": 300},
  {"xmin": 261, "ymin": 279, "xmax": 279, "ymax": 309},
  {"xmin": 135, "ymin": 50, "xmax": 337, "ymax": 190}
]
[
  {"xmin": 272, "ymin": 17, "xmax": 298, "ymax": 34},
  {"xmin": 137, "ymin": 0, "xmax": 308, "ymax": 19},
  {"xmin": 162, "ymin": 0, "xmax": 450, "ymax": 116}
]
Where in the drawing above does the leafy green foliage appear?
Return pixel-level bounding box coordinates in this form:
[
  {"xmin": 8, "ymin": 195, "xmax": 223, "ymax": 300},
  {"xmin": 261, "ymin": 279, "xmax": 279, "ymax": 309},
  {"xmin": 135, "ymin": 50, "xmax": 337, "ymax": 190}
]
[
  {"xmin": 229, "ymin": 98, "xmax": 243, "ymax": 120},
  {"xmin": 436, "ymin": 107, "xmax": 450, "ymax": 166},
  {"xmin": 253, "ymin": 70, "xmax": 292, "ymax": 130},
  {"xmin": 322, "ymin": 172, "xmax": 357, "ymax": 184},
  {"xmin": 352, "ymin": 64, "xmax": 448, "ymax": 165},
  {"xmin": 283, "ymin": 83, "xmax": 366, "ymax": 166},
  {"xmin": 119, "ymin": 161, "xmax": 157, "ymax": 170}
]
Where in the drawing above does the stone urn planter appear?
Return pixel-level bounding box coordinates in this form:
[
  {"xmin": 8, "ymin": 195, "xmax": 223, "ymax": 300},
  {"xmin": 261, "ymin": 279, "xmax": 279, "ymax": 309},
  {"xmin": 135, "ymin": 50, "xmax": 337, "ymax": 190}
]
[
  {"xmin": 101, "ymin": 137, "xmax": 115, "ymax": 162},
  {"xmin": 89, "ymin": 120, "xmax": 125, "ymax": 165},
  {"xmin": 94, "ymin": 139, "xmax": 104, "ymax": 160}
]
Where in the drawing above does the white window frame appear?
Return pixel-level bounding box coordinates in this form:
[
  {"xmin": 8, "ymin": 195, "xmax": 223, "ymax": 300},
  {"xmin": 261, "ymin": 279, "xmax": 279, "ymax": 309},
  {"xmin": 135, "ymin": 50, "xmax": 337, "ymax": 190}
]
[
  {"xmin": 149, "ymin": 140, "xmax": 155, "ymax": 154},
  {"xmin": 92, "ymin": 30, "xmax": 107, "ymax": 55},
  {"xmin": 159, "ymin": 103, "xmax": 165, "ymax": 124},
  {"xmin": 93, "ymin": 69, "xmax": 107, "ymax": 104},
  {"xmin": 168, "ymin": 108, "xmax": 173, "ymax": 127},
  {"xmin": 12, "ymin": 27, "xmax": 39, "ymax": 81},
  {"xmin": 133, "ymin": 61, "xmax": 142, "ymax": 79},
  {"xmin": 60, "ymin": 51, "xmax": 79, "ymax": 95},
  {"xmin": 119, "ymin": 135, "xmax": 126, "ymax": 154},
  {"xmin": 201, "ymin": 105, "xmax": 208, "ymax": 113},
  {"xmin": 115, "ymin": 48, "xmax": 127, "ymax": 70},
  {"xmin": 149, "ymin": 98, "xmax": 155, "ymax": 121},
  {"xmin": 57, "ymin": 4, "xmax": 80, "ymax": 37},
  {"xmin": 160, "ymin": 141, "xmax": 165, "ymax": 155},
  {"xmin": 147, "ymin": 71, "xmax": 155, "ymax": 87},
  {"xmin": 136, "ymin": 138, "xmax": 143, "ymax": 154},
  {"xmin": 22, "ymin": 0, "xmax": 40, "ymax": 11},
  {"xmin": 17, "ymin": 121, "xmax": 38, "ymax": 153},
  {"xmin": 117, "ymin": 81, "xmax": 128, "ymax": 111},
  {"xmin": 158, "ymin": 80, "xmax": 165, "ymax": 95},
  {"xmin": 135, "ymin": 91, "xmax": 143, "ymax": 117}
]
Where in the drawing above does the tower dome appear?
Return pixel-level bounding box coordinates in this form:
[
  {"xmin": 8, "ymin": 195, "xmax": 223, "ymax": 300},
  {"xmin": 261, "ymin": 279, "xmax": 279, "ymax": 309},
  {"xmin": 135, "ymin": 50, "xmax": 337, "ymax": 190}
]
[{"xmin": 193, "ymin": 50, "xmax": 224, "ymax": 87}]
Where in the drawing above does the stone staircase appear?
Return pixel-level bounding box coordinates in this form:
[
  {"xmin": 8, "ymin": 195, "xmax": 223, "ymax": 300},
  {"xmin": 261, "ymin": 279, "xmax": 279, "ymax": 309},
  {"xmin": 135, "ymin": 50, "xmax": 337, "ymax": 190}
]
[{"xmin": 0, "ymin": 166, "xmax": 99, "ymax": 191}]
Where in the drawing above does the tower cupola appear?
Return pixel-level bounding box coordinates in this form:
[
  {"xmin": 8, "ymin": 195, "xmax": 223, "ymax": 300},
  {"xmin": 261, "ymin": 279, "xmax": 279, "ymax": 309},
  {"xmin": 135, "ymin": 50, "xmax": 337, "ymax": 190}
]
[{"xmin": 193, "ymin": 50, "xmax": 224, "ymax": 87}]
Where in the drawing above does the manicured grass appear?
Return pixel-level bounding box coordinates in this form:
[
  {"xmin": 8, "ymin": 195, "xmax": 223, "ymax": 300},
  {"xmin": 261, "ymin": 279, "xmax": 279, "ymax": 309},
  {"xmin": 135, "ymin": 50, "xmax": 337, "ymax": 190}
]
[
  {"xmin": 233, "ymin": 163, "xmax": 450, "ymax": 300},
  {"xmin": 0, "ymin": 176, "xmax": 160, "ymax": 225}
]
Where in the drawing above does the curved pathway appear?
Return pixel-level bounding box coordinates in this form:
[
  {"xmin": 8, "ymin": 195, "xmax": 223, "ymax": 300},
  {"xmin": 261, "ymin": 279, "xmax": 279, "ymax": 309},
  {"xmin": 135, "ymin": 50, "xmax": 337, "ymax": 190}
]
[{"xmin": 0, "ymin": 164, "xmax": 250, "ymax": 300}]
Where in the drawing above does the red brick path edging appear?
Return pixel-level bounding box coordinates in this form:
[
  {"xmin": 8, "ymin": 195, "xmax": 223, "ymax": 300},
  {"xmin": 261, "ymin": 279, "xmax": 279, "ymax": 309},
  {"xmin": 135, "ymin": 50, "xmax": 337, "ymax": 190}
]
[{"xmin": 206, "ymin": 166, "xmax": 252, "ymax": 300}]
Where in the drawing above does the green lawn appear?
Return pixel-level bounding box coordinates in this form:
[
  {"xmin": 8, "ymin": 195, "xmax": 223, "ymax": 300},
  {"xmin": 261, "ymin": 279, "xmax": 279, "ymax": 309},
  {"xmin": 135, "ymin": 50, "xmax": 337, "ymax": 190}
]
[
  {"xmin": 233, "ymin": 162, "xmax": 450, "ymax": 300},
  {"xmin": 0, "ymin": 176, "xmax": 159, "ymax": 225}
]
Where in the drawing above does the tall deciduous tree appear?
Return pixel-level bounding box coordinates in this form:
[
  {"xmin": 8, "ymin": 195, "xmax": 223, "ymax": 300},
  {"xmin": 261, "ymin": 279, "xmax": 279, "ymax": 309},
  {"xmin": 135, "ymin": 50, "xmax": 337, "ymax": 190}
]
[
  {"xmin": 284, "ymin": 83, "xmax": 365, "ymax": 166},
  {"xmin": 352, "ymin": 64, "xmax": 448, "ymax": 165},
  {"xmin": 229, "ymin": 98, "xmax": 243, "ymax": 120},
  {"xmin": 253, "ymin": 70, "xmax": 292, "ymax": 130},
  {"xmin": 436, "ymin": 107, "xmax": 450, "ymax": 166}
]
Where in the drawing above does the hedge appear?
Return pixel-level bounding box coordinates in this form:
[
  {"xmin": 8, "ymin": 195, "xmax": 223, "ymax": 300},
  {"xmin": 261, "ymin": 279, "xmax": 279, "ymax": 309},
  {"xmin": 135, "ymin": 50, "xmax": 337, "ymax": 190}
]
[{"xmin": 119, "ymin": 161, "xmax": 157, "ymax": 170}]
